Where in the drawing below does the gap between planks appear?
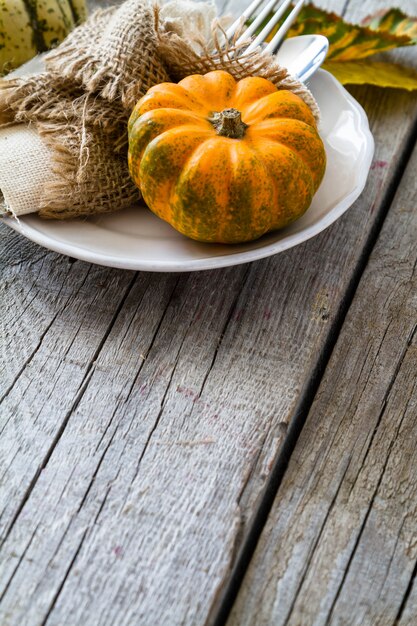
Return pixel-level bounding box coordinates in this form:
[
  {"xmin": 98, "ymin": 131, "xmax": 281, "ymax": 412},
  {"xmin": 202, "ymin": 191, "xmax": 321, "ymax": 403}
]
[
  {"xmin": 225, "ymin": 120, "xmax": 417, "ymax": 626},
  {"xmin": 209, "ymin": 117, "xmax": 417, "ymax": 626}
]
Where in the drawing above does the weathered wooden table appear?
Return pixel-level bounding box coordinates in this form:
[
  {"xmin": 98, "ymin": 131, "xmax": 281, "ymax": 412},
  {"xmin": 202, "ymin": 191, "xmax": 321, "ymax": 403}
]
[{"xmin": 1, "ymin": 0, "xmax": 416, "ymax": 624}]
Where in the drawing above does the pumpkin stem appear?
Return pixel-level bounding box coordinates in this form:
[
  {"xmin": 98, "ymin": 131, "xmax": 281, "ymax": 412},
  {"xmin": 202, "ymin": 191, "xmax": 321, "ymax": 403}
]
[{"xmin": 210, "ymin": 108, "xmax": 247, "ymax": 139}]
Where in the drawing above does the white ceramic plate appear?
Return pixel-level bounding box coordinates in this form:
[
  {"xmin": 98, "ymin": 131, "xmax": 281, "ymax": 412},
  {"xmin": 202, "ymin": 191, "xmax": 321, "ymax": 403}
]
[{"xmin": 2, "ymin": 68, "xmax": 374, "ymax": 272}]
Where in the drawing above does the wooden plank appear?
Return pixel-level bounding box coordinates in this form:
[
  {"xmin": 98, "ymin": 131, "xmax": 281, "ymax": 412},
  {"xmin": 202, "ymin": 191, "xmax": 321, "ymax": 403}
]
[
  {"xmin": 228, "ymin": 98, "xmax": 417, "ymax": 626},
  {"xmin": 397, "ymin": 575, "xmax": 417, "ymax": 626},
  {"xmin": 1, "ymin": 1, "xmax": 417, "ymax": 625}
]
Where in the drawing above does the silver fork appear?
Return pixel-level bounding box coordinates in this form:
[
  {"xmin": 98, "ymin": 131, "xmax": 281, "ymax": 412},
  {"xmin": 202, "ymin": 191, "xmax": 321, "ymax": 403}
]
[
  {"xmin": 226, "ymin": 0, "xmax": 306, "ymax": 55},
  {"xmin": 224, "ymin": 0, "xmax": 328, "ymax": 83}
]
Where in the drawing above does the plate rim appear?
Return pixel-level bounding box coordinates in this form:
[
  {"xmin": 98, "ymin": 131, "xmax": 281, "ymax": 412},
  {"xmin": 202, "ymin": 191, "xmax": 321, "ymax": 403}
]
[{"xmin": 2, "ymin": 69, "xmax": 375, "ymax": 272}]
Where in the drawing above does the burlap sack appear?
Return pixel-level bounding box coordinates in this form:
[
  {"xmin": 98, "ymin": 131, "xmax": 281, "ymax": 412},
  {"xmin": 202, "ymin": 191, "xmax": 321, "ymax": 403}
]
[
  {"xmin": 0, "ymin": 0, "xmax": 170, "ymax": 219},
  {"xmin": 45, "ymin": 1, "xmax": 170, "ymax": 110},
  {"xmin": 0, "ymin": 0, "xmax": 320, "ymax": 220}
]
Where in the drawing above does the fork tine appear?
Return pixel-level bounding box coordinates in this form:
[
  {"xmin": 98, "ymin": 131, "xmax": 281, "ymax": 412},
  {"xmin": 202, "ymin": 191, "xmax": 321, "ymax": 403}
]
[
  {"xmin": 225, "ymin": 0, "xmax": 265, "ymax": 41},
  {"xmin": 236, "ymin": 0, "xmax": 284, "ymax": 45},
  {"xmin": 264, "ymin": 0, "xmax": 306, "ymax": 54},
  {"xmin": 244, "ymin": 0, "xmax": 294, "ymax": 54}
]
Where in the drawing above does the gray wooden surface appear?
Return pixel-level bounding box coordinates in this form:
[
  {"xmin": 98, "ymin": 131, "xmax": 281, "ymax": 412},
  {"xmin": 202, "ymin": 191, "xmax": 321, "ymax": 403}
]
[
  {"xmin": 1, "ymin": 0, "xmax": 416, "ymax": 625},
  {"xmin": 228, "ymin": 120, "xmax": 417, "ymax": 626}
]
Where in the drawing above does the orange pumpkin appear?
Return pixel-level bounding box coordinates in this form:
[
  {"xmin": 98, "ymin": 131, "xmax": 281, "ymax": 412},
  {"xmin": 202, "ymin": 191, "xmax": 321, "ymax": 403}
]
[{"xmin": 128, "ymin": 70, "xmax": 326, "ymax": 244}]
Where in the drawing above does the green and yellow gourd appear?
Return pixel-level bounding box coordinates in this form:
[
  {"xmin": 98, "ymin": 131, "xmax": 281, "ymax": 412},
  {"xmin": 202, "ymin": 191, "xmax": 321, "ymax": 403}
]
[{"xmin": 0, "ymin": 0, "xmax": 87, "ymax": 75}]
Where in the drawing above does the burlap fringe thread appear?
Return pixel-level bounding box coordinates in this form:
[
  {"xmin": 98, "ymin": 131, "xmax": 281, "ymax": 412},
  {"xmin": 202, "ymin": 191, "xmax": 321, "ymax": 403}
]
[
  {"xmin": 157, "ymin": 17, "xmax": 320, "ymax": 119},
  {"xmin": 0, "ymin": 0, "xmax": 320, "ymax": 220}
]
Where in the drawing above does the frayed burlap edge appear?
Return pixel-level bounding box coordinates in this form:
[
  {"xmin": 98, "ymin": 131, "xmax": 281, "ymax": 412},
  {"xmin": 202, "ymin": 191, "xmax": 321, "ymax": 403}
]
[
  {"xmin": 1, "ymin": 74, "xmax": 127, "ymax": 142},
  {"xmin": 156, "ymin": 16, "xmax": 320, "ymax": 123},
  {"xmin": 34, "ymin": 121, "xmax": 139, "ymax": 220}
]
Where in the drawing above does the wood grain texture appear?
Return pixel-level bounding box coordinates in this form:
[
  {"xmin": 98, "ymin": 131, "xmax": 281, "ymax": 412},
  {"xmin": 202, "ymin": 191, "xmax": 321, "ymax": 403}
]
[
  {"xmin": 1, "ymin": 0, "xmax": 417, "ymax": 624},
  {"xmin": 228, "ymin": 102, "xmax": 417, "ymax": 626},
  {"xmin": 397, "ymin": 574, "xmax": 417, "ymax": 626}
]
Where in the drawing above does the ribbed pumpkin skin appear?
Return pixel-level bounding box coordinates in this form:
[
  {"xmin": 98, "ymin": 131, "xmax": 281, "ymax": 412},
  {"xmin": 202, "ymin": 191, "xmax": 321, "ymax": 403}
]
[{"xmin": 128, "ymin": 70, "xmax": 326, "ymax": 244}]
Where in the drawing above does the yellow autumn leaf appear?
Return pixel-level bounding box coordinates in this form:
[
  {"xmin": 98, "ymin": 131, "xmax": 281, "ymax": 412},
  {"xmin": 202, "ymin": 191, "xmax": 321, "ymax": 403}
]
[
  {"xmin": 263, "ymin": 5, "xmax": 412, "ymax": 60},
  {"xmin": 362, "ymin": 8, "xmax": 417, "ymax": 44},
  {"xmin": 255, "ymin": 4, "xmax": 417, "ymax": 90},
  {"xmin": 323, "ymin": 60, "xmax": 417, "ymax": 90}
]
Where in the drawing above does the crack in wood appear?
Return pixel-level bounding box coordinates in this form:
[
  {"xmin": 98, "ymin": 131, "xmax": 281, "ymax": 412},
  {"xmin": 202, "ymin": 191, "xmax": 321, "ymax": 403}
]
[
  {"xmin": 192, "ymin": 264, "xmax": 251, "ymax": 405},
  {"xmin": 226, "ymin": 111, "xmax": 417, "ymax": 625},
  {"xmin": 0, "ymin": 271, "xmax": 138, "ymax": 547},
  {"xmin": 90, "ymin": 275, "xmax": 169, "ymax": 456},
  {"xmin": 394, "ymin": 558, "xmax": 417, "ymax": 624},
  {"xmin": 283, "ymin": 456, "xmax": 353, "ymax": 625},
  {"xmin": 0, "ymin": 524, "xmax": 39, "ymax": 602},
  {"xmin": 39, "ymin": 528, "xmax": 89, "ymax": 626},
  {"xmin": 126, "ymin": 268, "xmax": 251, "ymax": 494},
  {"xmin": 1, "ymin": 273, "xmax": 78, "ymax": 406},
  {"xmin": 324, "ymin": 384, "xmax": 415, "ymax": 625}
]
